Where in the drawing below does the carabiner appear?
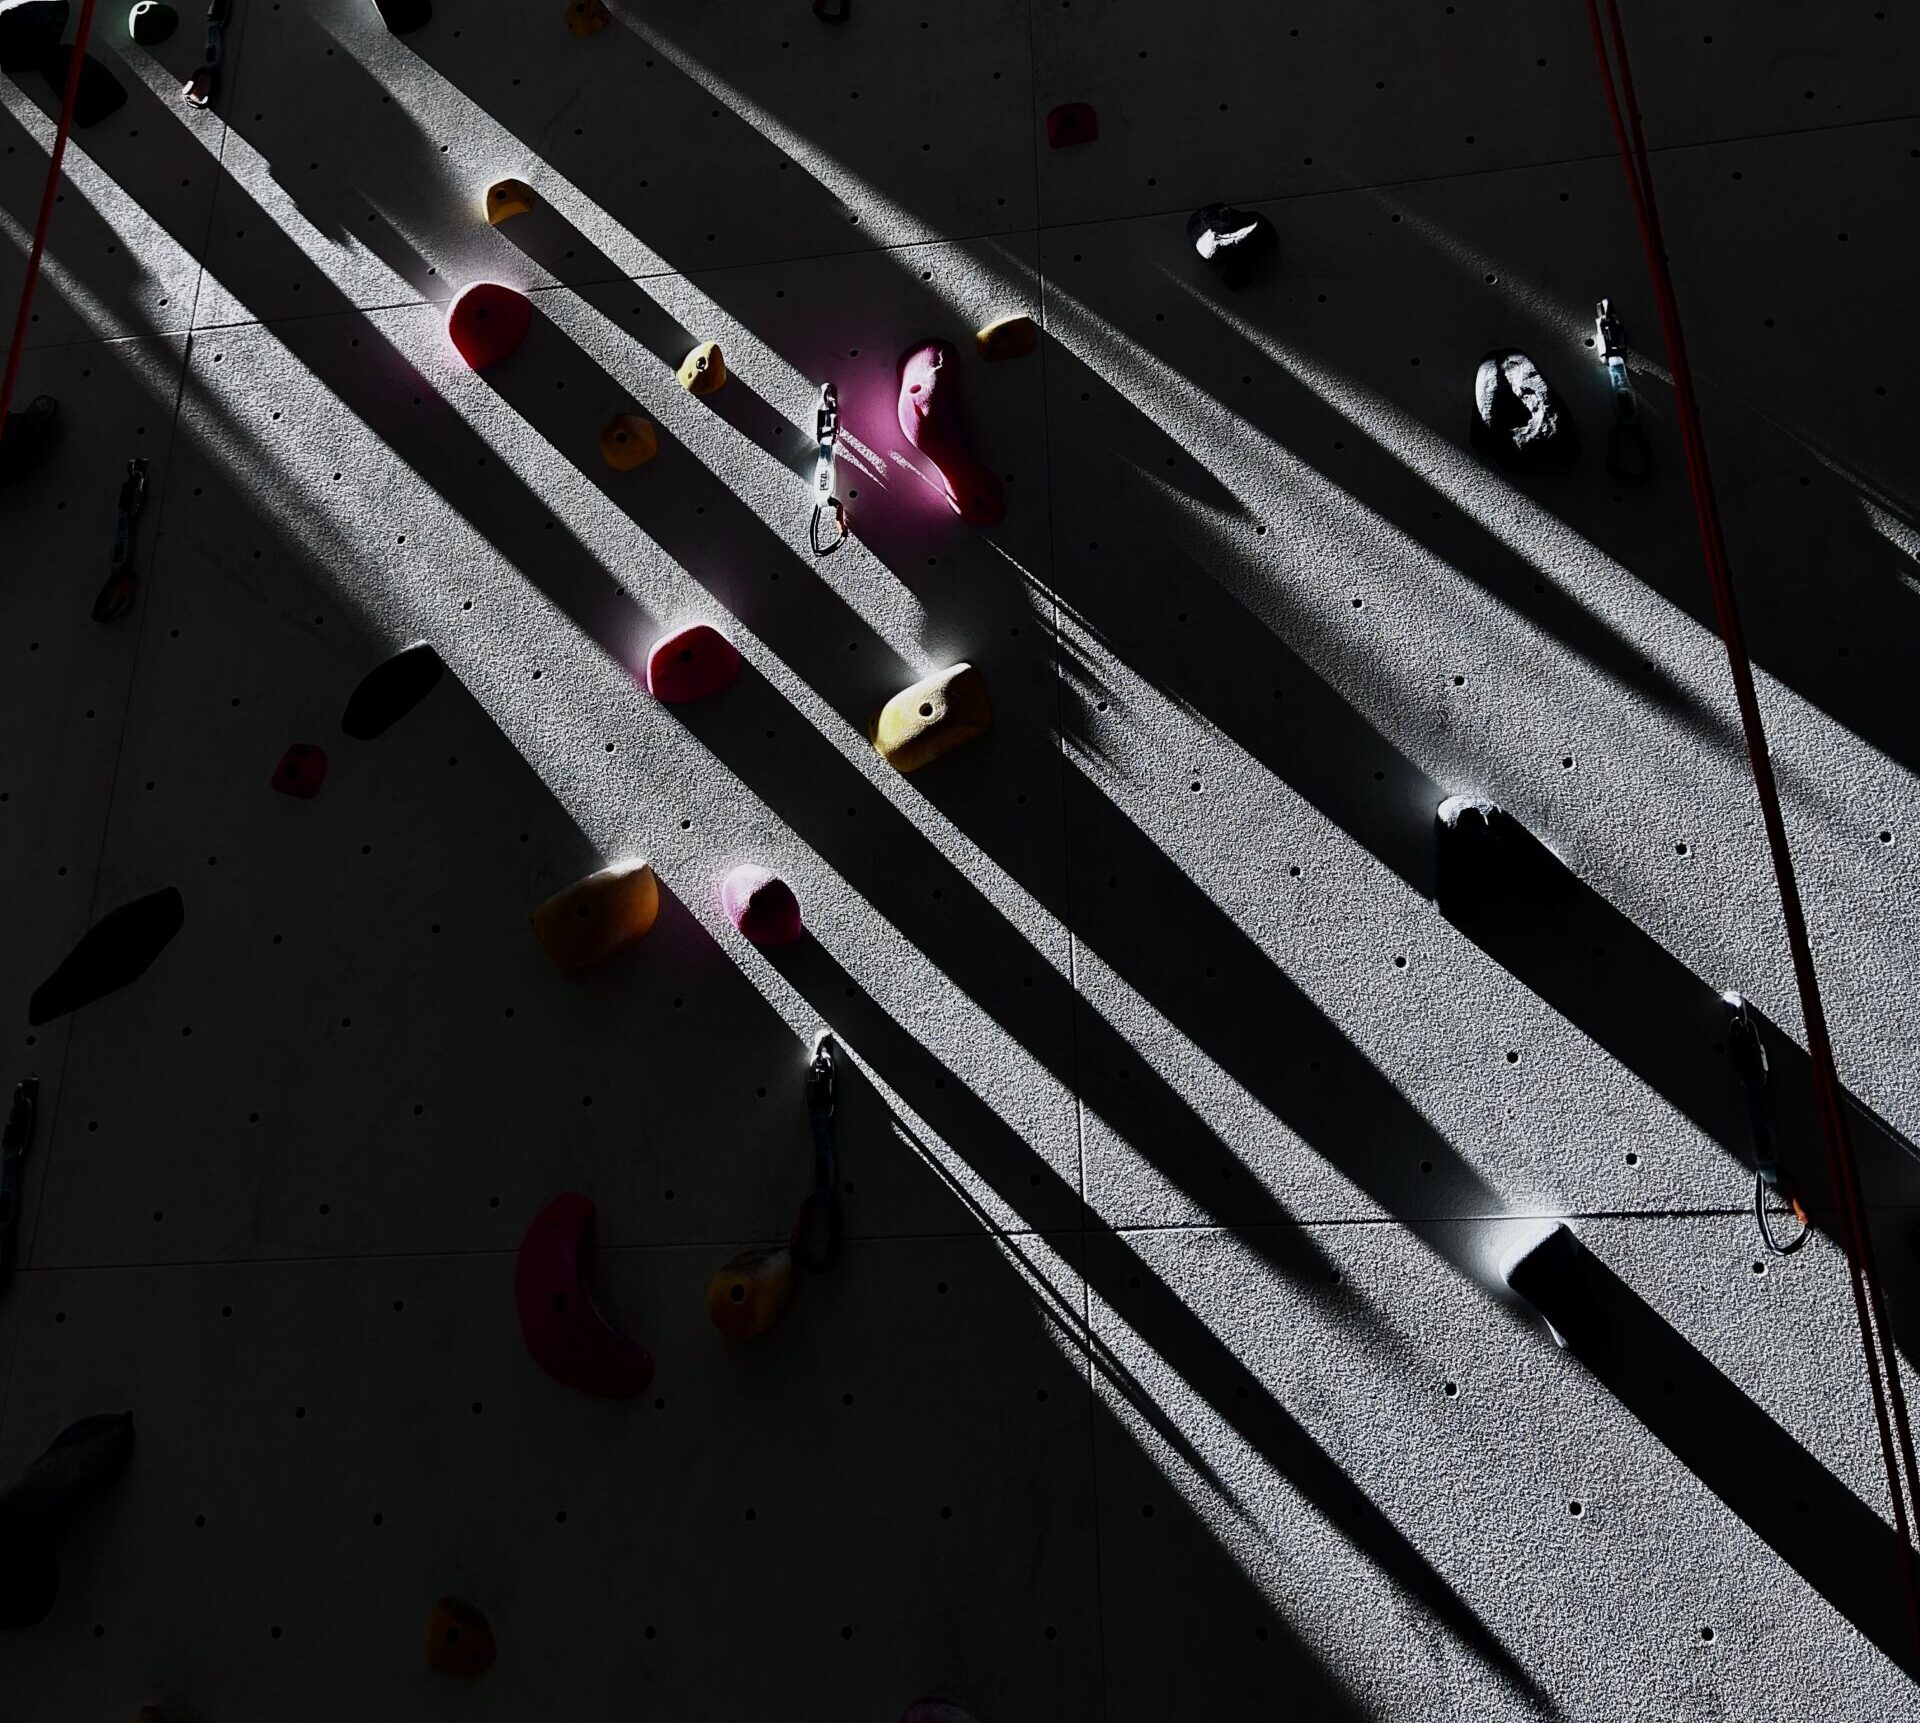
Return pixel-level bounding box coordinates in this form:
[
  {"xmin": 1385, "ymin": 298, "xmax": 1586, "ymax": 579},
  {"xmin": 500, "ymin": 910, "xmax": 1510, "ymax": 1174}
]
[
  {"xmin": 810, "ymin": 381, "xmax": 847, "ymax": 556},
  {"xmin": 92, "ymin": 458, "xmax": 148, "ymax": 623},
  {"xmin": 1723, "ymin": 991, "xmax": 1808, "ymax": 1255},
  {"xmin": 184, "ymin": 0, "xmax": 230, "ymax": 109},
  {"xmin": 793, "ymin": 1029, "xmax": 842, "ymax": 1271},
  {"xmin": 1595, "ymin": 298, "xmax": 1652, "ymax": 482}
]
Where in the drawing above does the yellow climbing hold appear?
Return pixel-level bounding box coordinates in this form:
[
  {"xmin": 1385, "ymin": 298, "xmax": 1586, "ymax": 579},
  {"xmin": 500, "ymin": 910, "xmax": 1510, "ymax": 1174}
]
[
  {"xmin": 678, "ymin": 341, "xmax": 727, "ymax": 396},
  {"xmin": 975, "ymin": 315, "xmax": 1039, "ymax": 361},
  {"xmin": 530, "ymin": 862, "xmax": 660, "ymax": 975},
  {"xmin": 872, "ymin": 663, "xmax": 991, "ymax": 773},
  {"xmin": 707, "ymin": 1243, "xmax": 795, "ymax": 1340},
  {"xmin": 484, "ymin": 178, "xmax": 536, "ymax": 225},
  {"xmin": 564, "ymin": 0, "xmax": 610, "ymax": 34},
  {"xmin": 599, "ymin": 415, "xmax": 659, "ymax": 470},
  {"xmin": 424, "ymin": 1597, "xmax": 497, "ymax": 1676}
]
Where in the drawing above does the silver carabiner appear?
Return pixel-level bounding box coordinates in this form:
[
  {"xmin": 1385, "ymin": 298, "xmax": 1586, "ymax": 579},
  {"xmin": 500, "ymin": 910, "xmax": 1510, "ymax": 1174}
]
[{"xmin": 809, "ymin": 381, "xmax": 847, "ymax": 556}]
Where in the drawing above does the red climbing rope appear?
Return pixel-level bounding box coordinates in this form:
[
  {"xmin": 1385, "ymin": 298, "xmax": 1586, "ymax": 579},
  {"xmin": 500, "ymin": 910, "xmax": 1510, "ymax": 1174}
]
[
  {"xmin": 0, "ymin": 0, "xmax": 100, "ymax": 428},
  {"xmin": 1582, "ymin": 0, "xmax": 1920, "ymax": 1653}
]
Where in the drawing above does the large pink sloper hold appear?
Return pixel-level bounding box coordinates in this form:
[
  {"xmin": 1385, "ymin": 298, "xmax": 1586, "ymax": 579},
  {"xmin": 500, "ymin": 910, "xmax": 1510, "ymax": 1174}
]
[
  {"xmin": 514, "ymin": 1193, "xmax": 653, "ymax": 1398},
  {"xmin": 896, "ymin": 341, "xmax": 1005, "ymax": 527},
  {"xmin": 721, "ymin": 865, "xmax": 803, "ymax": 946},
  {"xmin": 646, "ymin": 623, "xmax": 741, "ymax": 702}
]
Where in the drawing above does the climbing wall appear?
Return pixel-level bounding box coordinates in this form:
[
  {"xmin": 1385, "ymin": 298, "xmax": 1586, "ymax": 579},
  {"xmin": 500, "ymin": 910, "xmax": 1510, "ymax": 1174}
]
[{"xmin": 3, "ymin": 1, "xmax": 1918, "ymax": 1718}]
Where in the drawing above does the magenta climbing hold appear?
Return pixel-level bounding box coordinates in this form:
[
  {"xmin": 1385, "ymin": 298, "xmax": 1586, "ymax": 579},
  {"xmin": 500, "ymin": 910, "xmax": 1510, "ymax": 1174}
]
[
  {"xmin": 447, "ymin": 283, "xmax": 532, "ymax": 372},
  {"xmin": 1045, "ymin": 102, "xmax": 1097, "ymax": 147},
  {"xmin": 896, "ymin": 342, "xmax": 1004, "ymax": 527},
  {"xmin": 270, "ymin": 743, "xmax": 328, "ymax": 799},
  {"xmin": 646, "ymin": 623, "xmax": 740, "ymax": 703},
  {"xmin": 514, "ymin": 1193, "xmax": 653, "ymax": 1399},
  {"xmin": 721, "ymin": 865, "xmax": 803, "ymax": 947}
]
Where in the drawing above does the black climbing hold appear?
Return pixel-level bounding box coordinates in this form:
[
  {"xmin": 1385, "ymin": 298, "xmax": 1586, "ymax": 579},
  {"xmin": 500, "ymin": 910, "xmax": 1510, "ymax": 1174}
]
[
  {"xmin": 341, "ymin": 641, "xmax": 444, "ymax": 739},
  {"xmin": 1470, "ymin": 350, "xmax": 1576, "ymax": 467},
  {"xmin": 1187, "ymin": 203, "xmax": 1277, "ymax": 290},
  {"xmin": 812, "ymin": 0, "xmax": 848, "ymax": 19},
  {"xmin": 372, "ymin": 0, "xmax": 430, "ymax": 34},
  {"xmin": 28, "ymin": 887, "xmax": 185, "ymax": 1026},
  {"xmin": 0, "ymin": 0, "xmax": 66, "ymax": 75},
  {"xmin": 1433, "ymin": 796, "xmax": 1567, "ymax": 926},
  {"xmin": 0, "ymin": 1412, "xmax": 135, "ymax": 1628},
  {"xmin": 0, "ymin": 395, "xmax": 58, "ymax": 485},
  {"xmin": 39, "ymin": 45, "xmax": 129, "ymax": 127},
  {"xmin": 128, "ymin": 0, "xmax": 178, "ymax": 46}
]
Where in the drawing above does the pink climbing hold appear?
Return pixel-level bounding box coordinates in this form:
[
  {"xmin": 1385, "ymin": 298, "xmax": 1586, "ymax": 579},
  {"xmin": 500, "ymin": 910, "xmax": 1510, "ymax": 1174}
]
[
  {"xmin": 1045, "ymin": 102, "xmax": 1097, "ymax": 147},
  {"xmin": 269, "ymin": 743, "xmax": 327, "ymax": 799},
  {"xmin": 447, "ymin": 282, "xmax": 533, "ymax": 371},
  {"xmin": 514, "ymin": 1193, "xmax": 654, "ymax": 1399},
  {"xmin": 896, "ymin": 342, "xmax": 1005, "ymax": 528},
  {"xmin": 646, "ymin": 623, "xmax": 741, "ymax": 703},
  {"xmin": 721, "ymin": 864, "xmax": 803, "ymax": 947}
]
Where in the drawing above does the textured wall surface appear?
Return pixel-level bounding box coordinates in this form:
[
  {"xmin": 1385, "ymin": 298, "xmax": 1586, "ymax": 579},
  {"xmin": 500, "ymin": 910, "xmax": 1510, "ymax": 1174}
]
[{"xmin": 2, "ymin": 2, "xmax": 1917, "ymax": 1718}]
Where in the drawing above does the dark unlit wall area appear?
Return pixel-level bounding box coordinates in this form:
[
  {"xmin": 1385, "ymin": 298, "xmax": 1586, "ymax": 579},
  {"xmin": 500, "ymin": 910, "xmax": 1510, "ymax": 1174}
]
[{"xmin": 2, "ymin": 2, "xmax": 1919, "ymax": 1719}]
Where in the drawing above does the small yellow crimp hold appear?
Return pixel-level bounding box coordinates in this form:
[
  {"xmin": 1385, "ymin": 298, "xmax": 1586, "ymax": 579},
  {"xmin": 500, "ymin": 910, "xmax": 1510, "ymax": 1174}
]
[
  {"xmin": 530, "ymin": 862, "xmax": 660, "ymax": 975},
  {"xmin": 707, "ymin": 1243, "xmax": 795, "ymax": 1340},
  {"xmin": 485, "ymin": 178, "xmax": 536, "ymax": 225},
  {"xmin": 871, "ymin": 663, "xmax": 991, "ymax": 774},
  {"xmin": 564, "ymin": 0, "xmax": 610, "ymax": 35},
  {"xmin": 975, "ymin": 314, "xmax": 1039, "ymax": 362},
  {"xmin": 599, "ymin": 415, "xmax": 659, "ymax": 470},
  {"xmin": 677, "ymin": 341, "xmax": 727, "ymax": 396}
]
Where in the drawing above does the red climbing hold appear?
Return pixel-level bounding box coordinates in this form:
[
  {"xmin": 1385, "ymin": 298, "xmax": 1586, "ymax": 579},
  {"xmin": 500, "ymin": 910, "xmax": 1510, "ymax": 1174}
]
[
  {"xmin": 896, "ymin": 342, "xmax": 1004, "ymax": 527},
  {"xmin": 1045, "ymin": 102, "xmax": 1097, "ymax": 147},
  {"xmin": 270, "ymin": 743, "xmax": 327, "ymax": 799},
  {"xmin": 447, "ymin": 283, "xmax": 532, "ymax": 372},
  {"xmin": 514, "ymin": 1193, "xmax": 653, "ymax": 1399},
  {"xmin": 646, "ymin": 623, "xmax": 741, "ymax": 703},
  {"xmin": 721, "ymin": 864, "xmax": 803, "ymax": 947}
]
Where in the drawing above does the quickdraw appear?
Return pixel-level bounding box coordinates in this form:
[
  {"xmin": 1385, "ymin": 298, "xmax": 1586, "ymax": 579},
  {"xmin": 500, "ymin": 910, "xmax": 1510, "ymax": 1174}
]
[
  {"xmin": 809, "ymin": 381, "xmax": 847, "ymax": 556},
  {"xmin": 1723, "ymin": 991, "xmax": 1809, "ymax": 1256},
  {"xmin": 91, "ymin": 456, "xmax": 147, "ymax": 623},
  {"xmin": 1595, "ymin": 297, "xmax": 1652, "ymax": 482},
  {"xmin": 183, "ymin": 0, "xmax": 230, "ymax": 109},
  {"xmin": 0, "ymin": 1076, "xmax": 38, "ymax": 1298},
  {"xmin": 791, "ymin": 1029, "xmax": 842, "ymax": 1271}
]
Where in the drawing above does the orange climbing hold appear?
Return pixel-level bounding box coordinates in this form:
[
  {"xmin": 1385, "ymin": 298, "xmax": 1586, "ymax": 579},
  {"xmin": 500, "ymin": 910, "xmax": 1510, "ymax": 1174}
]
[
  {"xmin": 678, "ymin": 341, "xmax": 727, "ymax": 396},
  {"xmin": 599, "ymin": 414, "xmax": 659, "ymax": 470},
  {"xmin": 530, "ymin": 862, "xmax": 660, "ymax": 975},
  {"xmin": 975, "ymin": 315, "xmax": 1038, "ymax": 362},
  {"xmin": 564, "ymin": 0, "xmax": 609, "ymax": 33},
  {"xmin": 872, "ymin": 663, "xmax": 991, "ymax": 773},
  {"xmin": 484, "ymin": 178, "xmax": 536, "ymax": 225},
  {"xmin": 424, "ymin": 1597, "xmax": 497, "ymax": 1676},
  {"xmin": 707, "ymin": 1243, "xmax": 795, "ymax": 1339}
]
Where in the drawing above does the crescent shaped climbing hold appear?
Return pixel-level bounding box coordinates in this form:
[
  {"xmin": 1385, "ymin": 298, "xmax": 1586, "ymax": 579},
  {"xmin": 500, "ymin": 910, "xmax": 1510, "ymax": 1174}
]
[
  {"xmin": 270, "ymin": 743, "xmax": 328, "ymax": 799},
  {"xmin": 40, "ymin": 45, "xmax": 128, "ymax": 127},
  {"xmin": 677, "ymin": 340, "xmax": 727, "ymax": 396},
  {"xmin": 424, "ymin": 1597, "xmax": 497, "ymax": 1676},
  {"xmin": 1187, "ymin": 202, "xmax": 1277, "ymax": 290},
  {"xmin": 975, "ymin": 314, "xmax": 1038, "ymax": 362},
  {"xmin": 1470, "ymin": 350, "xmax": 1576, "ymax": 467},
  {"xmin": 447, "ymin": 283, "xmax": 532, "ymax": 371},
  {"xmin": 28, "ymin": 888, "xmax": 184, "ymax": 1025},
  {"xmin": 341, "ymin": 640, "xmax": 444, "ymax": 739},
  {"xmin": 128, "ymin": 0, "xmax": 176, "ymax": 43},
  {"xmin": 564, "ymin": 0, "xmax": 609, "ymax": 32},
  {"xmin": 707, "ymin": 1243, "xmax": 795, "ymax": 1339},
  {"xmin": 484, "ymin": 178, "xmax": 535, "ymax": 225},
  {"xmin": 1045, "ymin": 102, "xmax": 1097, "ymax": 147},
  {"xmin": 896, "ymin": 342, "xmax": 1004, "ymax": 527},
  {"xmin": 530, "ymin": 862, "xmax": 659, "ymax": 975},
  {"xmin": 0, "ymin": 1412, "xmax": 135, "ymax": 1628},
  {"xmin": 599, "ymin": 414, "xmax": 659, "ymax": 470},
  {"xmin": 872, "ymin": 663, "xmax": 990, "ymax": 773},
  {"xmin": 721, "ymin": 865, "xmax": 803, "ymax": 947},
  {"xmin": 515, "ymin": 1193, "xmax": 653, "ymax": 1398},
  {"xmin": 372, "ymin": 0, "xmax": 431, "ymax": 32},
  {"xmin": 646, "ymin": 622, "xmax": 740, "ymax": 703}
]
